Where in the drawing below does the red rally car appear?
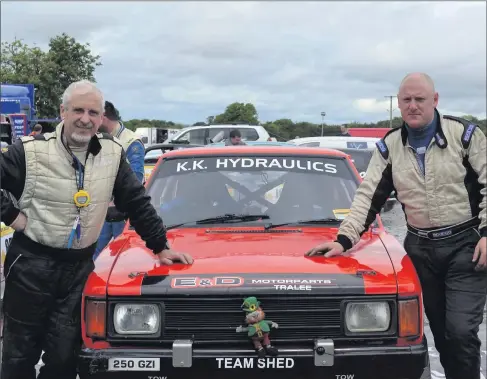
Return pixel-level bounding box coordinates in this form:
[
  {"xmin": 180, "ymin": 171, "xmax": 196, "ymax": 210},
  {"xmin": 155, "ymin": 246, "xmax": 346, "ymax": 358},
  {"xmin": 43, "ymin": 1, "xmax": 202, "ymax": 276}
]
[{"xmin": 78, "ymin": 145, "xmax": 431, "ymax": 379}]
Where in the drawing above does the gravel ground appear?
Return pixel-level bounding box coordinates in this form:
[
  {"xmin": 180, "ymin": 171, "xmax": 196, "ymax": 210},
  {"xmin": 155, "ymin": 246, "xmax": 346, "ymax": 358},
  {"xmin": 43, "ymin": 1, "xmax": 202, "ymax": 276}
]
[
  {"xmin": 380, "ymin": 202, "xmax": 487, "ymax": 379},
  {"xmin": 1, "ymin": 201, "xmax": 483, "ymax": 377}
]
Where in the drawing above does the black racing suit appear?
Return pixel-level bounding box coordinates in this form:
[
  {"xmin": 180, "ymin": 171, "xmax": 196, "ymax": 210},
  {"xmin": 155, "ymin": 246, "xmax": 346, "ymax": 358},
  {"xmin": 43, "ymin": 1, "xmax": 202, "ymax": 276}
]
[
  {"xmin": 334, "ymin": 114, "xmax": 487, "ymax": 379},
  {"xmin": 0, "ymin": 137, "xmax": 169, "ymax": 379}
]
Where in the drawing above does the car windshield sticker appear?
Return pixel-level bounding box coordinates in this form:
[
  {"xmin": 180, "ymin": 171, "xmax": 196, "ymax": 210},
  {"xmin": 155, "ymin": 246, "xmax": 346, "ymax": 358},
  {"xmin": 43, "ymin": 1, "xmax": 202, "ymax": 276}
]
[
  {"xmin": 333, "ymin": 209, "xmax": 350, "ymax": 220},
  {"xmin": 174, "ymin": 157, "xmax": 337, "ymax": 174},
  {"xmin": 346, "ymin": 141, "xmax": 367, "ymax": 149}
]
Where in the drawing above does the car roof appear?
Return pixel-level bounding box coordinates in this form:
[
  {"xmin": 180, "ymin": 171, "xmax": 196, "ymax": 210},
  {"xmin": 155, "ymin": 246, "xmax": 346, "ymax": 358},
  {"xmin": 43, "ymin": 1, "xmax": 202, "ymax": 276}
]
[
  {"xmin": 289, "ymin": 136, "xmax": 380, "ymax": 143},
  {"xmin": 208, "ymin": 141, "xmax": 295, "ymax": 147},
  {"xmin": 160, "ymin": 145, "xmax": 350, "ymax": 159}
]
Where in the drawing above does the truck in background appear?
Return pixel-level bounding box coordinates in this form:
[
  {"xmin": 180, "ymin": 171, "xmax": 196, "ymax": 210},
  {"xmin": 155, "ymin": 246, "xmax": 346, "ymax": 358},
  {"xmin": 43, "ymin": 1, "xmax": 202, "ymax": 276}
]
[
  {"xmin": 134, "ymin": 126, "xmax": 180, "ymax": 147},
  {"xmin": 0, "ymin": 83, "xmax": 60, "ymax": 138}
]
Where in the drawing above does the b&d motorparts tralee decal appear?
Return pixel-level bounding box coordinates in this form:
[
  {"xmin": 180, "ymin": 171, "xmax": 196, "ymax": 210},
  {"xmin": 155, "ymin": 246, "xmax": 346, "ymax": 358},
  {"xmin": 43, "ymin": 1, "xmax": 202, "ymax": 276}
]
[{"xmin": 140, "ymin": 273, "xmax": 366, "ymax": 295}]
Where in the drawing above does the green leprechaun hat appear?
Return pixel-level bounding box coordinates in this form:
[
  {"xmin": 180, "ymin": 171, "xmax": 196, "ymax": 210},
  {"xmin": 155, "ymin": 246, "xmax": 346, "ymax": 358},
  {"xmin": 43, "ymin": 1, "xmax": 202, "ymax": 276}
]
[{"xmin": 241, "ymin": 296, "xmax": 261, "ymax": 313}]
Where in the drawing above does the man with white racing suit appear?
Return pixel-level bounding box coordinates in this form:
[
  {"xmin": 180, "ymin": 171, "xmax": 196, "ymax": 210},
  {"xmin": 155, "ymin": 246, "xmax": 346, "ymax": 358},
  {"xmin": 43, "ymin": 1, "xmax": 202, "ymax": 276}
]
[
  {"xmin": 306, "ymin": 72, "xmax": 486, "ymax": 379},
  {"xmin": 93, "ymin": 100, "xmax": 145, "ymax": 259},
  {"xmin": 0, "ymin": 80, "xmax": 193, "ymax": 379}
]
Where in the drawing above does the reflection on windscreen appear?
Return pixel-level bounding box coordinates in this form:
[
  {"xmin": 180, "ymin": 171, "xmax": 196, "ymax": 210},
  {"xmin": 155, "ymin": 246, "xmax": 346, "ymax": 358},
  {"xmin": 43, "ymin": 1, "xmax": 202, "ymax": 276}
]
[{"xmin": 146, "ymin": 156, "xmax": 359, "ymax": 227}]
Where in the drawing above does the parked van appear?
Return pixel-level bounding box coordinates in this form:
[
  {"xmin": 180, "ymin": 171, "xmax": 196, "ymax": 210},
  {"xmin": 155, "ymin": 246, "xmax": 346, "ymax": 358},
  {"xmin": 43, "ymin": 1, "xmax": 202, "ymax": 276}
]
[{"xmin": 167, "ymin": 124, "xmax": 271, "ymax": 145}]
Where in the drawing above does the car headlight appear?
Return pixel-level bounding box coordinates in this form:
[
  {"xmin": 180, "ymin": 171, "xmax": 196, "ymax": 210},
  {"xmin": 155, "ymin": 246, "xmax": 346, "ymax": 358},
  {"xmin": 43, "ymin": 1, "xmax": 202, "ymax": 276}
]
[
  {"xmin": 345, "ymin": 302, "xmax": 391, "ymax": 333},
  {"xmin": 113, "ymin": 304, "xmax": 160, "ymax": 335}
]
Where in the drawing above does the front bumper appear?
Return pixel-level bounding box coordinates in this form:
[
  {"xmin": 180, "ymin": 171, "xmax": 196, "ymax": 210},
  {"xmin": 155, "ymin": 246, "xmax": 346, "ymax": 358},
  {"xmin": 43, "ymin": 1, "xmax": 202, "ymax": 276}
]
[{"xmin": 78, "ymin": 338, "xmax": 430, "ymax": 379}]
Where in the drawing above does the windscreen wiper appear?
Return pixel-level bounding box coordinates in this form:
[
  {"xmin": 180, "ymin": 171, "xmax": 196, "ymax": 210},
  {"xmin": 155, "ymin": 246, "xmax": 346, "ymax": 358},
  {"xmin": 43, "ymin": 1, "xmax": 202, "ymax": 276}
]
[
  {"xmin": 166, "ymin": 214, "xmax": 270, "ymax": 230},
  {"xmin": 196, "ymin": 214, "xmax": 270, "ymax": 224},
  {"xmin": 264, "ymin": 218, "xmax": 342, "ymax": 230}
]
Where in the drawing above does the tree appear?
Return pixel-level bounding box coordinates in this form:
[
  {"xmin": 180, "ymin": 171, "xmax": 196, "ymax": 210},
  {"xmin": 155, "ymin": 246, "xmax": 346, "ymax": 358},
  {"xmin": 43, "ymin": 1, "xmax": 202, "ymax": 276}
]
[
  {"xmin": 213, "ymin": 102, "xmax": 259, "ymax": 124},
  {"xmin": 1, "ymin": 33, "xmax": 102, "ymax": 118}
]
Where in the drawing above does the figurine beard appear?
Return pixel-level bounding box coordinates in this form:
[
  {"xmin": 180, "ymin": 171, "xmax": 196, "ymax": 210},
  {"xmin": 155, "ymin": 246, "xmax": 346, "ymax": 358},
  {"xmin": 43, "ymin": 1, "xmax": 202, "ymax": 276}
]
[{"xmin": 246, "ymin": 309, "xmax": 265, "ymax": 324}]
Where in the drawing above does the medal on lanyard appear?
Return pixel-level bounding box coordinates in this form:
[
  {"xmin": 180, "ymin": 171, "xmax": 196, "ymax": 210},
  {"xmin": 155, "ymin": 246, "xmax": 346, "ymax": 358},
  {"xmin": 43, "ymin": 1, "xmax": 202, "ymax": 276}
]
[{"xmin": 72, "ymin": 155, "xmax": 91, "ymax": 208}]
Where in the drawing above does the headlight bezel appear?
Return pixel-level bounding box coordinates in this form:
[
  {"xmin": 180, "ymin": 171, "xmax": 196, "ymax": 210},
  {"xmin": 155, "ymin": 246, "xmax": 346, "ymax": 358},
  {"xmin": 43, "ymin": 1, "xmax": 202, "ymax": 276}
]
[
  {"xmin": 341, "ymin": 298, "xmax": 397, "ymax": 337},
  {"xmin": 107, "ymin": 300, "xmax": 165, "ymax": 339}
]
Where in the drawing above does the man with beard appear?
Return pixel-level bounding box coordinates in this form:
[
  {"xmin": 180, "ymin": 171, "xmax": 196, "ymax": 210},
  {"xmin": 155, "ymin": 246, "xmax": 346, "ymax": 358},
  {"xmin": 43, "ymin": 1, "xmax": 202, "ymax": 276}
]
[
  {"xmin": 93, "ymin": 100, "xmax": 144, "ymax": 259},
  {"xmin": 0, "ymin": 79, "xmax": 193, "ymax": 379},
  {"xmin": 305, "ymin": 72, "xmax": 486, "ymax": 379}
]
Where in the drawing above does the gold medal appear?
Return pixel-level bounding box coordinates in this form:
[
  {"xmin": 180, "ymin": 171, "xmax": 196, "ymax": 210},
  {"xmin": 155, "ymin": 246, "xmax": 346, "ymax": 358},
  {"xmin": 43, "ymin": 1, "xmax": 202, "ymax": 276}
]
[{"xmin": 74, "ymin": 190, "xmax": 91, "ymax": 208}]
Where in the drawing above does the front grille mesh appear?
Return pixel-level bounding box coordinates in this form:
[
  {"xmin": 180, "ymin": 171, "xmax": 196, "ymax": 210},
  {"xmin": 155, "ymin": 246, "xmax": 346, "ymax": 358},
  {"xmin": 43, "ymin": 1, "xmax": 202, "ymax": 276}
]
[{"xmin": 160, "ymin": 295, "xmax": 343, "ymax": 343}]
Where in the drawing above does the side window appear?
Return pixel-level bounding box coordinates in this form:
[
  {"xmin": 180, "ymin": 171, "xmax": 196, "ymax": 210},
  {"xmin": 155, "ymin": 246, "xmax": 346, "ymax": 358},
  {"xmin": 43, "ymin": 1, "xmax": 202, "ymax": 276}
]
[
  {"xmin": 187, "ymin": 129, "xmax": 207, "ymax": 144},
  {"xmin": 176, "ymin": 129, "xmax": 207, "ymax": 144},
  {"xmin": 240, "ymin": 128, "xmax": 259, "ymax": 141},
  {"xmin": 299, "ymin": 142, "xmax": 320, "ymax": 147},
  {"xmin": 208, "ymin": 128, "xmax": 228, "ymax": 143}
]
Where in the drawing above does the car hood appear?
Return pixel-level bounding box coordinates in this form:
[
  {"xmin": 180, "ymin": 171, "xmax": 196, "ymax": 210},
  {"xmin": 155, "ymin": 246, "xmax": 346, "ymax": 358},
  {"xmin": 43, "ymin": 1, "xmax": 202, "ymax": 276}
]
[{"xmin": 101, "ymin": 227, "xmax": 400, "ymax": 297}]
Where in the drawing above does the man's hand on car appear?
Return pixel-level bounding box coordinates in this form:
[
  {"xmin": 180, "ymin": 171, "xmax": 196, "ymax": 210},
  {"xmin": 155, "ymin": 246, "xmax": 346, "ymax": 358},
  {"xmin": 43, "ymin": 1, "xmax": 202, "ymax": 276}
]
[
  {"xmin": 157, "ymin": 249, "xmax": 194, "ymax": 265},
  {"xmin": 305, "ymin": 242, "xmax": 344, "ymax": 257}
]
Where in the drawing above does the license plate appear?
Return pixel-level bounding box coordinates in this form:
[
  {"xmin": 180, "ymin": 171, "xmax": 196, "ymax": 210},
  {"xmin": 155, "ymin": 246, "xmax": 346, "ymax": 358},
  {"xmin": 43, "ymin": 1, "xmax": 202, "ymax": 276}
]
[{"xmin": 108, "ymin": 357, "xmax": 160, "ymax": 371}]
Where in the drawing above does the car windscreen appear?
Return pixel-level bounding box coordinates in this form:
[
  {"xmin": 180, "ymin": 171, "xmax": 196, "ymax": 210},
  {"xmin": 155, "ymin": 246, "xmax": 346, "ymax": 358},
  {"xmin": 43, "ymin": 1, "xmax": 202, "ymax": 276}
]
[
  {"xmin": 145, "ymin": 155, "xmax": 360, "ymax": 228},
  {"xmin": 338, "ymin": 149, "xmax": 373, "ymax": 178}
]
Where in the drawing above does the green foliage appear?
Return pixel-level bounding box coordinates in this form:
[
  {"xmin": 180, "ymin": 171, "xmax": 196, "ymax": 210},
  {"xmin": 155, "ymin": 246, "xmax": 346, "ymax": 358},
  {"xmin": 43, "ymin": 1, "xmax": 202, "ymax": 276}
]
[
  {"xmin": 123, "ymin": 119, "xmax": 185, "ymax": 132},
  {"xmin": 1, "ymin": 34, "xmax": 101, "ymax": 118},
  {"xmin": 212, "ymin": 102, "xmax": 259, "ymax": 125}
]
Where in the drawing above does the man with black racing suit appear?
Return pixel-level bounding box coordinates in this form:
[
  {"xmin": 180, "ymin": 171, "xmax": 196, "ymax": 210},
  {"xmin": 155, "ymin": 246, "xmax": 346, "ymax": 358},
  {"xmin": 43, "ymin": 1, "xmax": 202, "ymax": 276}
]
[
  {"xmin": 306, "ymin": 72, "xmax": 487, "ymax": 379},
  {"xmin": 0, "ymin": 79, "xmax": 193, "ymax": 379}
]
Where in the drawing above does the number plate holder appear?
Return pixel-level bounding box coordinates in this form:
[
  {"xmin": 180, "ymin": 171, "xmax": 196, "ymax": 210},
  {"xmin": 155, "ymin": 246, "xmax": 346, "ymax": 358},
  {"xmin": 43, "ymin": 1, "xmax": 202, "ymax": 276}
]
[{"xmin": 108, "ymin": 357, "xmax": 160, "ymax": 371}]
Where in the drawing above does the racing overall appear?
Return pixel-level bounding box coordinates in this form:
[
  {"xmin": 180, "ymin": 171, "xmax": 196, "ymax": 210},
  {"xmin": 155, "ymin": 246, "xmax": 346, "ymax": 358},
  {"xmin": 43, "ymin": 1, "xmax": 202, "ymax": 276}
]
[
  {"xmin": 0, "ymin": 123, "xmax": 169, "ymax": 379},
  {"xmin": 93, "ymin": 122, "xmax": 144, "ymax": 259},
  {"xmin": 335, "ymin": 110, "xmax": 486, "ymax": 379}
]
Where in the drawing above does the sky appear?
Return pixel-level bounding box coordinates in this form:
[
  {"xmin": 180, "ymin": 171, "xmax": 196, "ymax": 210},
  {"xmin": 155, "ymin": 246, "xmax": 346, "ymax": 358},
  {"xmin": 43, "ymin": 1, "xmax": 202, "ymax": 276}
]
[{"xmin": 1, "ymin": 1, "xmax": 486, "ymax": 125}]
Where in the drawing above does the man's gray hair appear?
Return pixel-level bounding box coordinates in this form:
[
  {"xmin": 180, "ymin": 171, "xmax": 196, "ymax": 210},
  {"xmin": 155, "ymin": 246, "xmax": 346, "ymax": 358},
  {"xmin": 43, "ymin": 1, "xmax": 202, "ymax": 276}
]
[{"xmin": 61, "ymin": 80, "xmax": 104, "ymax": 109}]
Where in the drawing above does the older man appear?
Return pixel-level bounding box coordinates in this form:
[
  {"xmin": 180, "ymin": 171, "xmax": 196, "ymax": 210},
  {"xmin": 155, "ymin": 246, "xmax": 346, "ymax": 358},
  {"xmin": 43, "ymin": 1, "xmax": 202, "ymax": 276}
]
[
  {"xmin": 0, "ymin": 80, "xmax": 193, "ymax": 379},
  {"xmin": 93, "ymin": 100, "xmax": 144, "ymax": 259},
  {"xmin": 306, "ymin": 73, "xmax": 486, "ymax": 379}
]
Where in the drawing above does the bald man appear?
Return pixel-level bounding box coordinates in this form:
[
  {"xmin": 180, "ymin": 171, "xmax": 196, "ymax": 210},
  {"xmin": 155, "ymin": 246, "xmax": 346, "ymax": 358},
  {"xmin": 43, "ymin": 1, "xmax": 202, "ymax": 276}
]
[{"xmin": 306, "ymin": 73, "xmax": 486, "ymax": 379}]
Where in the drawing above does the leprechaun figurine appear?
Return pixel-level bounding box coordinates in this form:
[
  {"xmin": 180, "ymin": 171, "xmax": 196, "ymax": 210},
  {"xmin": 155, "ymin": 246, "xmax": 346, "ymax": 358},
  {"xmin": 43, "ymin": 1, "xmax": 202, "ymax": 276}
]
[{"xmin": 236, "ymin": 296, "xmax": 279, "ymax": 357}]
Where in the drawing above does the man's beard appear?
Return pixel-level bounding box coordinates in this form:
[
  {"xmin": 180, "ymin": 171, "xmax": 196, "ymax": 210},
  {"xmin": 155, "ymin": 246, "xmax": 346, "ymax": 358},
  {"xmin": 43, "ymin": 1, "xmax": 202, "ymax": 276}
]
[{"xmin": 71, "ymin": 132, "xmax": 92, "ymax": 146}]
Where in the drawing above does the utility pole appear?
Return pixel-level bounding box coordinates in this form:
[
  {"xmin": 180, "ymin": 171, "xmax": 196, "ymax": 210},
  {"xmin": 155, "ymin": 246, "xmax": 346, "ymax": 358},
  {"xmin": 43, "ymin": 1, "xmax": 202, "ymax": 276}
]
[
  {"xmin": 320, "ymin": 111, "xmax": 326, "ymax": 136},
  {"xmin": 384, "ymin": 96, "xmax": 397, "ymax": 128}
]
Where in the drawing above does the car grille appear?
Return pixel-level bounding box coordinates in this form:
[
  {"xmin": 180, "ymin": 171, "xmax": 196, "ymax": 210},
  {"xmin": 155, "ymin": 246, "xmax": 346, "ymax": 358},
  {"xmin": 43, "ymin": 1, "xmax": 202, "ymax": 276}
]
[{"xmin": 160, "ymin": 295, "xmax": 343, "ymax": 344}]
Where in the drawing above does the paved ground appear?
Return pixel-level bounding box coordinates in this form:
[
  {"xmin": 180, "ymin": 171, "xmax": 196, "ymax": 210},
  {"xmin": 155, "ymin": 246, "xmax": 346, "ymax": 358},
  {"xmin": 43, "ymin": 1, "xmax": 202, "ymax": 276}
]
[
  {"xmin": 380, "ymin": 202, "xmax": 487, "ymax": 379},
  {"xmin": 0, "ymin": 202, "xmax": 484, "ymax": 377}
]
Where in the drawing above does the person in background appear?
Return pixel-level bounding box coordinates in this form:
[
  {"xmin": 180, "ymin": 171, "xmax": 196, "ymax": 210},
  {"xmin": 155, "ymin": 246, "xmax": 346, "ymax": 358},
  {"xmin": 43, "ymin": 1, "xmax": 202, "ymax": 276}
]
[
  {"xmin": 338, "ymin": 125, "xmax": 351, "ymax": 136},
  {"xmin": 29, "ymin": 124, "xmax": 43, "ymax": 136},
  {"xmin": 93, "ymin": 101, "xmax": 145, "ymax": 259},
  {"xmin": 225, "ymin": 129, "xmax": 247, "ymax": 145},
  {"xmin": 306, "ymin": 72, "xmax": 486, "ymax": 379},
  {"xmin": 0, "ymin": 80, "xmax": 192, "ymax": 379}
]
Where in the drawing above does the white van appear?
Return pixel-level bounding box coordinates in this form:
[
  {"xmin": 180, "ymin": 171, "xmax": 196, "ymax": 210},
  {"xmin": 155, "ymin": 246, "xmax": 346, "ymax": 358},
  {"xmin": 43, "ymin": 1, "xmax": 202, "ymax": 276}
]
[
  {"xmin": 287, "ymin": 136, "xmax": 379, "ymax": 150},
  {"xmin": 167, "ymin": 124, "xmax": 271, "ymax": 145}
]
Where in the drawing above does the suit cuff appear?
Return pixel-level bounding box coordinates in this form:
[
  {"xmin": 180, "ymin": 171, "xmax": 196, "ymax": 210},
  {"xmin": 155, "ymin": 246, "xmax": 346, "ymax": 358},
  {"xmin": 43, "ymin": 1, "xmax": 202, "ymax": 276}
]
[
  {"xmin": 335, "ymin": 234, "xmax": 353, "ymax": 252},
  {"xmin": 3, "ymin": 207, "xmax": 20, "ymax": 227},
  {"xmin": 480, "ymin": 227, "xmax": 487, "ymax": 238}
]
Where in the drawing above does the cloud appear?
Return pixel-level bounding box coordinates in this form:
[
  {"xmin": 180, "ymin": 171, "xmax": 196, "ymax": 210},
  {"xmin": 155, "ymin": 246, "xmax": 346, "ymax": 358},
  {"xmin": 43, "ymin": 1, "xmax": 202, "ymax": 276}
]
[{"xmin": 1, "ymin": 1, "xmax": 485, "ymax": 124}]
